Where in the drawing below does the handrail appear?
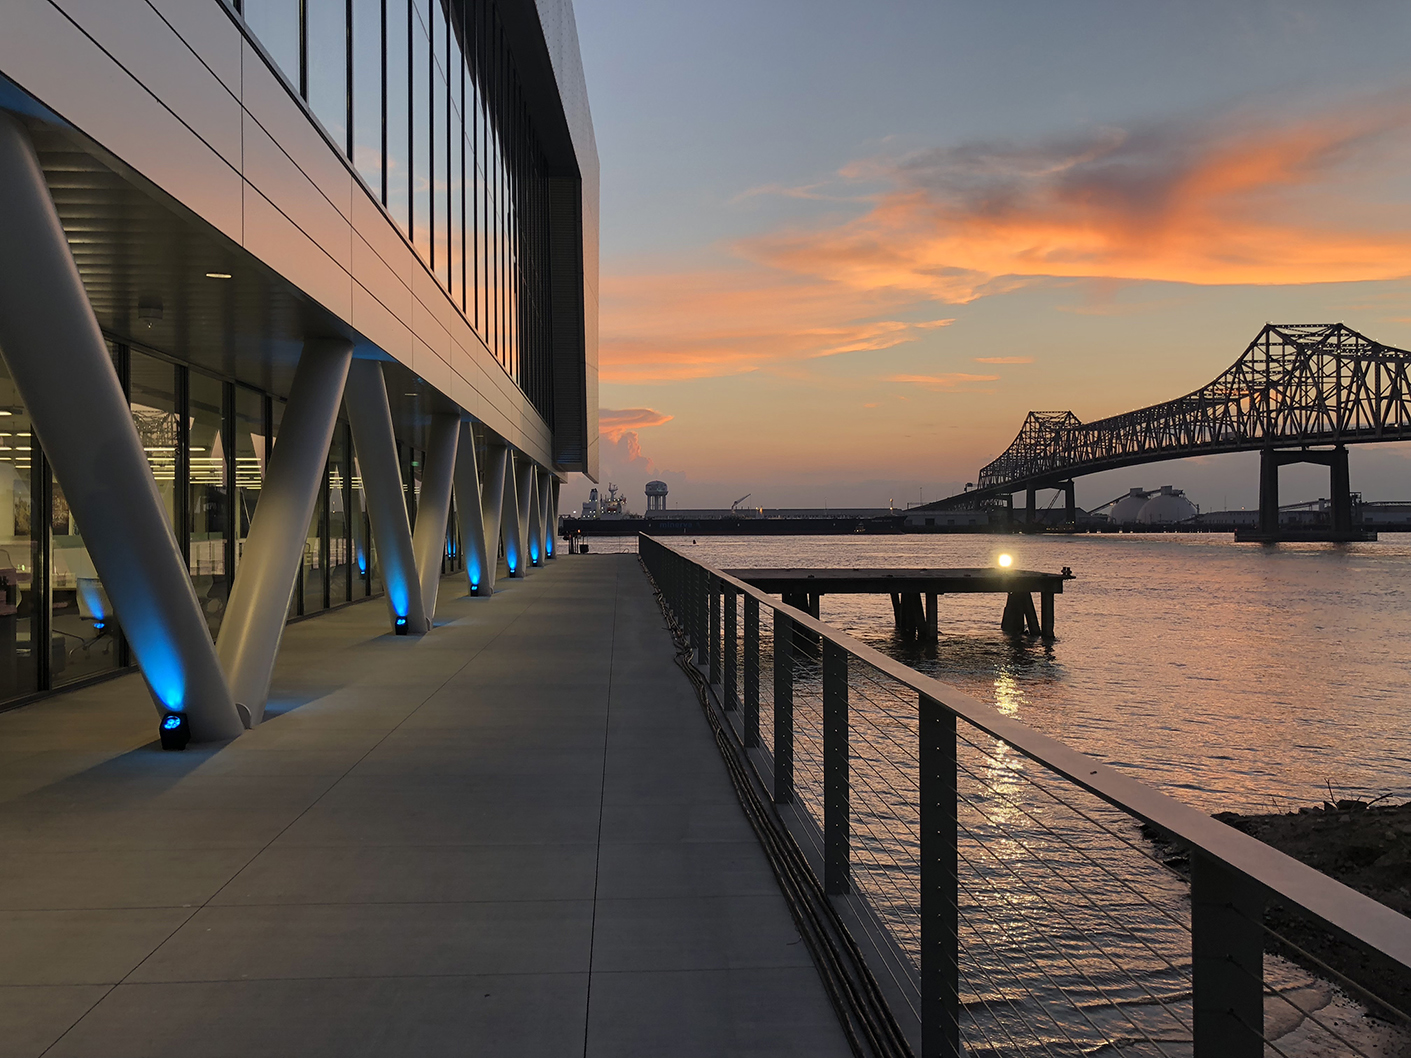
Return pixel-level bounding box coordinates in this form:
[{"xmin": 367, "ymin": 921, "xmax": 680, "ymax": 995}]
[{"xmin": 642, "ymin": 534, "xmax": 1411, "ymax": 978}]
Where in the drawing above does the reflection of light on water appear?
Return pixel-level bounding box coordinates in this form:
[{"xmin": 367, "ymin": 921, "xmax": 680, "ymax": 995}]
[{"xmin": 993, "ymin": 669, "xmax": 1024, "ymax": 716}]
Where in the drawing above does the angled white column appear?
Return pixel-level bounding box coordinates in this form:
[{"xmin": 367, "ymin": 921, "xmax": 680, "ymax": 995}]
[
  {"xmin": 344, "ymin": 360, "xmax": 426, "ymax": 633},
  {"xmin": 479, "ymin": 440, "xmax": 509, "ymax": 591},
  {"xmin": 0, "ymin": 114, "xmax": 243, "ymax": 740},
  {"xmin": 535, "ymin": 471, "xmax": 553, "ymax": 562},
  {"xmin": 217, "ymin": 339, "xmax": 351, "ymax": 727},
  {"xmin": 500, "ymin": 451, "xmax": 525, "ymax": 577},
  {"xmin": 453, "ymin": 423, "xmax": 501, "ymax": 595},
  {"xmin": 527, "ymin": 465, "xmax": 544, "ymax": 567},
  {"xmin": 412, "ymin": 412, "xmax": 458, "ymax": 624},
  {"xmin": 547, "ymin": 477, "xmax": 561, "ymax": 559},
  {"xmin": 514, "ymin": 456, "xmax": 535, "ymax": 575}
]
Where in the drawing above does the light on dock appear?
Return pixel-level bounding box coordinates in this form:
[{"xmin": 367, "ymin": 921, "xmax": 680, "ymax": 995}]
[{"xmin": 997, "ymin": 553, "xmax": 1013, "ymax": 568}]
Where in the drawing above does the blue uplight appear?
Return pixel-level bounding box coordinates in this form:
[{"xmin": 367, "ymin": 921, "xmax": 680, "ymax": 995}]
[
  {"xmin": 93, "ymin": 621, "xmax": 105, "ymax": 631},
  {"xmin": 162, "ymin": 714, "xmax": 184, "ymax": 730},
  {"xmin": 395, "ymin": 616, "xmax": 407, "ymax": 627}
]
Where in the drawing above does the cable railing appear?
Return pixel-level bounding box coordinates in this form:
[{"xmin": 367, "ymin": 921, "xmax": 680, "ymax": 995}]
[{"xmin": 639, "ymin": 533, "xmax": 1411, "ymax": 1058}]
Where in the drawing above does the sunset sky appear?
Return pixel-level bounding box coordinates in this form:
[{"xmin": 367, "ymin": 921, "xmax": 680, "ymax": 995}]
[{"xmin": 567, "ymin": 0, "xmax": 1411, "ymax": 514}]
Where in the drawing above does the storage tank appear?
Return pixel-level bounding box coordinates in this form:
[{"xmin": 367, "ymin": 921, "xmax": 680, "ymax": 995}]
[
  {"xmin": 1110, "ymin": 487, "xmax": 1152, "ymax": 525},
  {"xmin": 1135, "ymin": 485, "xmax": 1197, "ymax": 525}
]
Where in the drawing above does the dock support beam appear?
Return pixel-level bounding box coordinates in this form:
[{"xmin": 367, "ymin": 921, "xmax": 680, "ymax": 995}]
[
  {"xmin": 1001, "ymin": 591, "xmax": 1041, "ymax": 636},
  {"xmin": 345, "ymin": 361, "xmax": 425, "ymax": 633},
  {"xmin": 1041, "ymin": 592, "xmax": 1055, "ymax": 640},
  {"xmin": 0, "ymin": 113, "xmax": 243, "ymax": 741},
  {"xmin": 218, "ymin": 339, "xmax": 352, "ymax": 726}
]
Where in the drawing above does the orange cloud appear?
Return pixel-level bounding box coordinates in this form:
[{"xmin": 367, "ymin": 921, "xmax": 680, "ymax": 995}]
[
  {"xmin": 602, "ymin": 268, "xmax": 953, "ymax": 382},
  {"xmin": 600, "ymin": 92, "xmax": 1411, "ymax": 385},
  {"xmin": 974, "ymin": 357, "xmax": 1034, "ymax": 364},
  {"xmin": 886, "ymin": 373, "xmax": 999, "ymax": 391},
  {"xmin": 744, "ymin": 94, "xmax": 1411, "ymax": 299},
  {"xmin": 599, "ymin": 407, "xmax": 673, "ymax": 443}
]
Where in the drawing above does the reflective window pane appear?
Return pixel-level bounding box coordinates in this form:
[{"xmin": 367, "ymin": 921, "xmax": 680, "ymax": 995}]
[
  {"xmin": 129, "ymin": 352, "xmax": 179, "ymax": 529},
  {"xmin": 411, "ymin": 1, "xmax": 432, "ymax": 262},
  {"xmin": 0, "ymin": 366, "xmax": 40, "ymax": 700},
  {"xmin": 243, "ymin": 0, "xmax": 301, "ymax": 87},
  {"xmin": 329, "ymin": 424, "xmax": 352, "ymax": 604},
  {"xmin": 234, "ymin": 387, "xmax": 266, "ymax": 570},
  {"xmin": 432, "ymin": 0, "xmax": 449, "ymax": 288},
  {"xmin": 303, "ymin": 488, "xmax": 326, "ymax": 615},
  {"xmin": 189, "ymin": 373, "xmax": 230, "ymax": 639},
  {"xmin": 51, "ymin": 473, "xmax": 119, "ymax": 687},
  {"xmin": 307, "ymin": 0, "xmax": 349, "ymax": 150},
  {"xmin": 386, "ymin": 0, "xmax": 411, "ymax": 232},
  {"xmin": 352, "ymin": 0, "xmax": 384, "ymax": 194}
]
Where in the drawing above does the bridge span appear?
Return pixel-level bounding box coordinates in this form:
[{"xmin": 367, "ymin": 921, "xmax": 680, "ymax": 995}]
[{"xmin": 923, "ymin": 323, "xmax": 1411, "ymax": 538}]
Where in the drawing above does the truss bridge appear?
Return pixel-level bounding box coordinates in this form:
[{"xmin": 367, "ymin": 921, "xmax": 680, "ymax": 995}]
[{"xmin": 925, "ymin": 323, "xmax": 1411, "ymax": 539}]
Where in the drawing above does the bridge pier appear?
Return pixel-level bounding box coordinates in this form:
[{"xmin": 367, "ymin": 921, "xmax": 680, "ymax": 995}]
[
  {"xmin": 1062, "ymin": 480, "xmax": 1076, "ymax": 525},
  {"xmin": 1025, "ymin": 486, "xmax": 1037, "ymax": 525},
  {"xmin": 1242, "ymin": 445, "xmax": 1372, "ymax": 542}
]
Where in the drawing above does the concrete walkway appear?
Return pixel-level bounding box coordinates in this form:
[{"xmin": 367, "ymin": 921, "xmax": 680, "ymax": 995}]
[{"xmin": 0, "ymin": 554, "xmax": 851, "ymax": 1058}]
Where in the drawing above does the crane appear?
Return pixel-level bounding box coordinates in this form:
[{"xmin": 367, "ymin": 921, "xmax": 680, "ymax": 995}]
[{"xmin": 730, "ymin": 493, "xmax": 752, "ymax": 511}]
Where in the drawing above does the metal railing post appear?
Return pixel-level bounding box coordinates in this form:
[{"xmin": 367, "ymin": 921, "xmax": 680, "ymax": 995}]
[
  {"xmin": 694, "ymin": 564, "xmax": 707, "ymax": 666},
  {"xmin": 1192, "ymin": 852, "xmax": 1266, "ymax": 1057},
  {"xmin": 724, "ymin": 588, "xmax": 738, "ymax": 709},
  {"xmin": 920, "ymin": 694, "xmax": 961, "ymax": 1058},
  {"xmin": 823, "ymin": 639, "xmax": 849, "ymax": 895},
  {"xmin": 744, "ymin": 595, "xmax": 759, "ymax": 747},
  {"xmin": 709, "ymin": 577, "xmax": 722, "ymax": 686},
  {"xmin": 773, "ymin": 609, "xmax": 793, "ymax": 804}
]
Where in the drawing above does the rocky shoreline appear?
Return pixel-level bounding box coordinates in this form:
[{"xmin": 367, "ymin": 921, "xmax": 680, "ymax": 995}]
[{"xmin": 1210, "ymin": 801, "xmax": 1411, "ymax": 1020}]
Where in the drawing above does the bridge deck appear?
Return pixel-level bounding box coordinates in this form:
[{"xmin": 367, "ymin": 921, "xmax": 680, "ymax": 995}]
[
  {"xmin": 723, "ymin": 566, "xmax": 1067, "ymax": 595},
  {"xmin": 0, "ymin": 556, "xmax": 849, "ymax": 1058}
]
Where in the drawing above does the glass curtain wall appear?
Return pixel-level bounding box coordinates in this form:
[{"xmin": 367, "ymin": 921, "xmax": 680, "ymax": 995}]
[
  {"xmin": 232, "ymin": 0, "xmax": 556, "ymax": 423},
  {"xmin": 0, "ymin": 338, "xmax": 401, "ymax": 711}
]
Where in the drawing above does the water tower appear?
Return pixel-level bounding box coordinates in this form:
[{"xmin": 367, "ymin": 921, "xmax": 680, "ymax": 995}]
[{"xmin": 645, "ymin": 480, "xmax": 668, "ymax": 511}]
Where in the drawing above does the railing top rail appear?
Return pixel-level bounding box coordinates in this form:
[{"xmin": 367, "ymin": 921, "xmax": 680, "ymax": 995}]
[{"xmin": 640, "ymin": 533, "xmax": 1411, "ymax": 970}]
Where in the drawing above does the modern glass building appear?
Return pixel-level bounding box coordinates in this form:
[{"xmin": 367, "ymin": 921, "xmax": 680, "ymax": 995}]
[{"xmin": 0, "ymin": 0, "xmax": 597, "ymax": 736}]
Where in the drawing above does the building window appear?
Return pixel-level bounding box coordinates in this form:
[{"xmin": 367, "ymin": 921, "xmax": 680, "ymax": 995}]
[
  {"xmin": 189, "ymin": 371, "xmax": 231, "ymax": 638},
  {"xmin": 306, "ymin": 0, "xmax": 350, "ymax": 150},
  {"xmin": 242, "ymin": 0, "xmax": 302, "ymax": 88},
  {"xmin": 0, "ymin": 362, "xmax": 41, "ymax": 701},
  {"xmin": 352, "ymin": 0, "xmax": 384, "ymax": 196}
]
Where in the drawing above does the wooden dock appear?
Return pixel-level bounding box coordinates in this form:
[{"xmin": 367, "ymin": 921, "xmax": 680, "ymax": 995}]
[{"xmin": 722, "ymin": 566, "xmax": 1073, "ymax": 642}]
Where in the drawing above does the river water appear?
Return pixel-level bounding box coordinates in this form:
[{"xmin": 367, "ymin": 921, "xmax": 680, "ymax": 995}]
[{"xmin": 619, "ymin": 532, "xmax": 1411, "ymax": 814}]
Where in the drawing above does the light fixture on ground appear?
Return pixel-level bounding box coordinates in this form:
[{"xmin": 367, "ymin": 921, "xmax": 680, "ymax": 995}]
[
  {"xmin": 395, "ymin": 615, "xmax": 408, "ymax": 635},
  {"xmin": 998, "ymin": 553, "xmax": 1013, "ymax": 568},
  {"xmin": 159, "ymin": 712, "xmax": 190, "ymax": 750}
]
